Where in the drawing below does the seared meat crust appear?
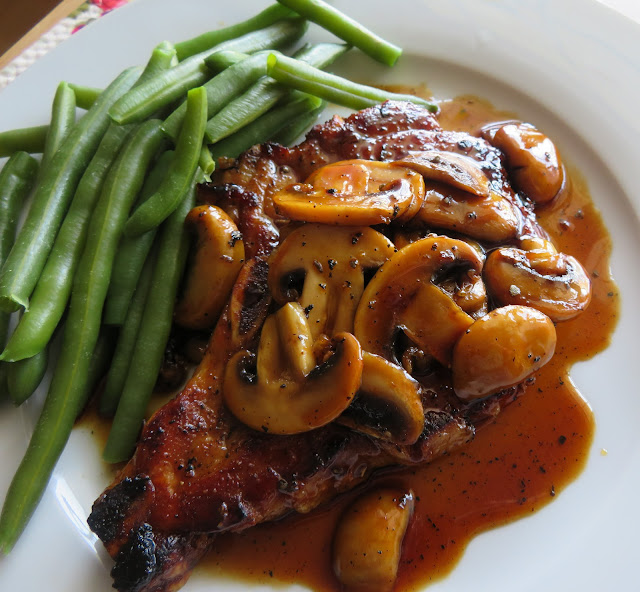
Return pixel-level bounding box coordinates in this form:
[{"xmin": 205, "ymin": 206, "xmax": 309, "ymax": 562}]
[{"xmin": 89, "ymin": 101, "xmax": 536, "ymax": 592}]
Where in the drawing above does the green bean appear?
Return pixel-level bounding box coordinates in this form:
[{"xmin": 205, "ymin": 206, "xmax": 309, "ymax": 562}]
[
  {"xmin": 174, "ymin": 3, "xmax": 296, "ymax": 60},
  {"xmin": 205, "ymin": 42, "xmax": 349, "ymax": 144},
  {"xmin": 109, "ymin": 19, "xmax": 307, "ymax": 125},
  {"xmin": 276, "ymin": 0, "xmax": 402, "ymax": 66},
  {"xmin": 70, "ymin": 44, "xmax": 177, "ymax": 117},
  {"xmin": 202, "ymin": 49, "xmax": 248, "ymax": 73},
  {"xmin": 0, "ymin": 123, "xmax": 135, "ymax": 362},
  {"xmin": 0, "ymin": 67, "xmax": 141, "ymax": 314},
  {"xmin": 266, "ymin": 52, "xmax": 439, "ymax": 112},
  {"xmin": 0, "ymin": 153, "xmax": 38, "ymax": 367},
  {"xmin": 0, "ymin": 153, "xmax": 38, "ymax": 273},
  {"xmin": 199, "ymin": 143, "xmax": 215, "ymax": 176},
  {"xmin": 139, "ymin": 41, "xmax": 178, "ymax": 84},
  {"xmin": 272, "ymin": 99, "xmax": 325, "ymax": 145},
  {"xmin": 40, "ymin": 82, "xmax": 76, "ymax": 172},
  {"xmin": 86, "ymin": 327, "xmax": 116, "ymax": 395},
  {"xmin": 124, "ymin": 87, "xmax": 207, "ymax": 237},
  {"xmin": 7, "ymin": 347, "xmax": 49, "ymax": 406},
  {"xmin": 99, "ymin": 247, "xmax": 155, "ymax": 417},
  {"xmin": 162, "ymin": 51, "xmax": 267, "ymax": 142},
  {"xmin": 210, "ymin": 93, "xmax": 323, "ymax": 160},
  {"xmin": 68, "ymin": 84, "xmax": 103, "ymax": 110},
  {"xmin": 129, "ymin": 41, "xmax": 180, "ymax": 112},
  {"xmin": 0, "ymin": 48, "xmax": 177, "ymax": 360},
  {"xmin": 103, "ymin": 149, "xmax": 174, "ymax": 326},
  {"xmin": 103, "ymin": 175, "xmax": 197, "ymax": 463},
  {"xmin": 0, "ymin": 125, "xmax": 49, "ymax": 157},
  {"xmin": 0, "ymin": 119, "xmax": 165, "ymax": 553}
]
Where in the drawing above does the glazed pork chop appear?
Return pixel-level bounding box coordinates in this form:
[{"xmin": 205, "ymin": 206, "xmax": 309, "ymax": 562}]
[{"xmin": 88, "ymin": 101, "xmax": 579, "ymax": 592}]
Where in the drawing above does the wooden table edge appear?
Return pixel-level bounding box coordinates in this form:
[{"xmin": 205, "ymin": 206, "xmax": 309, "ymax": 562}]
[{"xmin": 0, "ymin": 0, "xmax": 88, "ymax": 72}]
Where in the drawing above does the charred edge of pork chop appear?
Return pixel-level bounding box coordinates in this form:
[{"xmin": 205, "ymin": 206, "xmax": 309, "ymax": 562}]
[{"xmin": 110, "ymin": 523, "xmax": 210, "ymax": 592}]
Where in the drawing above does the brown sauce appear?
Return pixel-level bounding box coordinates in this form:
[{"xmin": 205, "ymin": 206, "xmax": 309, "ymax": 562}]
[{"xmin": 196, "ymin": 96, "xmax": 620, "ymax": 590}]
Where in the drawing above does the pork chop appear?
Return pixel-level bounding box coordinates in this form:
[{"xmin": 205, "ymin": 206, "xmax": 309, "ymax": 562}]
[{"xmin": 88, "ymin": 101, "xmax": 539, "ymax": 592}]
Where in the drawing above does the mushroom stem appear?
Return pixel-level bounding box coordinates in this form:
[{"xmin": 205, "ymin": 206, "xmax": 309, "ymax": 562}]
[
  {"xmin": 223, "ymin": 302, "xmax": 364, "ymax": 434},
  {"xmin": 268, "ymin": 224, "xmax": 396, "ymax": 339}
]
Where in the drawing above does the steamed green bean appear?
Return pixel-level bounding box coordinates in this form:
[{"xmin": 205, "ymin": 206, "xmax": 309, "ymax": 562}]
[
  {"xmin": 103, "ymin": 149, "xmax": 174, "ymax": 326},
  {"xmin": 174, "ymin": 3, "xmax": 296, "ymax": 60},
  {"xmin": 103, "ymin": 176, "xmax": 197, "ymax": 463},
  {"xmin": 0, "ymin": 125, "xmax": 48, "ymax": 157},
  {"xmin": 0, "ymin": 123, "xmax": 135, "ymax": 362},
  {"xmin": 162, "ymin": 51, "xmax": 268, "ymax": 141},
  {"xmin": 266, "ymin": 51, "xmax": 439, "ymax": 111},
  {"xmin": 0, "ymin": 67, "xmax": 141, "ymax": 313},
  {"xmin": 40, "ymin": 82, "xmax": 76, "ymax": 172},
  {"xmin": 209, "ymin": 92, "xmax": 323, "ymax": 160},
  {"xmin": 205, "ymin": 42, "xmax": 349, "ymax": 144},
  {"xmin": 109, "ymin": 18, "xmax": 307, "ymax": 125},
  {"xmin": 124, "ymin": 87, "xmax": 207, "ymax": 236},
  {"xmin": 0, "ymin": 119, "xmax": 165, "ymax": 553},
  {"xmin": 276, "ymin": 0, "xmax": 402, "ymax": 66}
]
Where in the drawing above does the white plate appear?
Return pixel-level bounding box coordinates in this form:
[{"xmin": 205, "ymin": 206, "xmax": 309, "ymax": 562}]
[{"xmin": 1, "ymin": 1, "xmax": 639, "ymax": 591}]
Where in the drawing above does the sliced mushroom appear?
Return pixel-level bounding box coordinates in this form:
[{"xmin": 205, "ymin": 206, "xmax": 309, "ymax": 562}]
[
  {"xmin": 174, "ymin": 205, "xmax": 245, "ymax": 330},
  {"xmin": 223, "ymin": 302, "xmax": 363, "ymax": 434},
  {"xmin": 333, "ymin": 488, "xmax": 414, "ymax": 592},
  {"xmin": 268, "ymin": 224, "xmax": 396, "ymax": 340},
  {"xmin": 452, "ymin": 305, "xmax": 557, "ymax": 400},
  {"xmin": 273, "ymin": 160, "xmax": 425, "ymax": 225},
  {"xmin": 486, "ymin": 122, "xmax": 564, "ymax": 204},
  {"xmin": 484, "ymin": 238, "xmax": 591, "ymax": 322},
  {"xmin": 396, "ymin": 149, "xmax": 491, "ymax": 197},
  {"xmin": 354, "ymin": 236, "xmax": 485, "ymax": 368},
  {"xmin": 338, "ymin": 352, "xmax": 424, "ymax": 445},
  {"xmin": 413, "ymin": 182, "xmax": 520, "ymax": 243}
]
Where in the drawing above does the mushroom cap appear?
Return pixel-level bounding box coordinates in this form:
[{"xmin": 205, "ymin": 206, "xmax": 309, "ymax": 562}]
[
  {"xmin": 452, "ymin": 304, "xmax": 557, "ymax": 400},
  {"xmin": 333, "ymin": 488, "xmax": 415, "ymax": 592},
  {"xmin": 273, "ymin": 160, "xmax": 425, "ymax": 226},
  {"xmin": 354, "ymin": 236, "xmax": 484, "ymax": 367},
  {"xmin": 484, "ymin": 245, "xmax": 591, "ymax": 322},
  {"xmin": 396, "ymin": 149, "xmax": 491, "ymax": 197},
  {"xmin": 174, "ymin": 205, "xmax": 245, "ymax": 330},
  {"xmin": 268, "ymin": 224, "xmax": 396, "ymax": 338},
  {"xmin": 223, "ymin": 302, "xmax": 364, "ymax": 435},
  {"xmin": 338, "ymin": 352, "xmax": 425, "ymax": 445},
  {"xmin": 488, "ymin": 122, "xmax": 564, "ymax": 204},
  {"xmin": 413, "ymin": 182, "xmax": 520, "ymax": 243}
]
